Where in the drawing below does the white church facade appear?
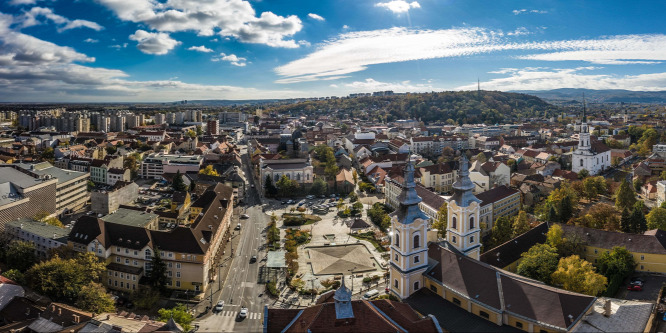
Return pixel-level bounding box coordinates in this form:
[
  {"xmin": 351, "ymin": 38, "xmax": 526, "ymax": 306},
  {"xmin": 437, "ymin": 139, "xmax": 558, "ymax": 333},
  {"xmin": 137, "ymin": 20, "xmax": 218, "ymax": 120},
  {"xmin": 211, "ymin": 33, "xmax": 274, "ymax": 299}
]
[{"xmin": 571, "ymin": 107, "xmax": 611, "ymax": 176}]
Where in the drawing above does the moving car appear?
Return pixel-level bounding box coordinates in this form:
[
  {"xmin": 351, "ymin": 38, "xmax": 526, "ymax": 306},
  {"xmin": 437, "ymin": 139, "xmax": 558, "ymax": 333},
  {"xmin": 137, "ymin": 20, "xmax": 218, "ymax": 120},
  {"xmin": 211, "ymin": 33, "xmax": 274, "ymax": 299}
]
[
  {"xmin": 239, "ymin": 307, "xmax": 248, "ymax": 318},
  {"xmin": 215, "ymin": 301, "xmax": 225, "ymax": 312},
  {"xmin": 627, "ymin": 284, "xmax": 643, "ymax": 291},
  {"xmin": 250, "ymin": 255, "xmax": 257, "ymax": 263},
  {"xmin": 362, "ymin": 289, "xmax": 380, "ymax": 300},
  {"xmin": 240, "ymin": 214, "xmax": 250, "ymax": 219},
  {"xmin": 235, "ymin": 223, "xmax": 241, "ymax": 230}
]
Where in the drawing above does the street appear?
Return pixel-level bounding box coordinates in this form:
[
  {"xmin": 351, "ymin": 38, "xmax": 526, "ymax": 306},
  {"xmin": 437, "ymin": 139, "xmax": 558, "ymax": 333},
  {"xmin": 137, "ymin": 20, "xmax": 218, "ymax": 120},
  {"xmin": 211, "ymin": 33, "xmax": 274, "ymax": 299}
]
[{"xmin": 195, "ymin": 144, "xmax": 271, "ymax": 332}]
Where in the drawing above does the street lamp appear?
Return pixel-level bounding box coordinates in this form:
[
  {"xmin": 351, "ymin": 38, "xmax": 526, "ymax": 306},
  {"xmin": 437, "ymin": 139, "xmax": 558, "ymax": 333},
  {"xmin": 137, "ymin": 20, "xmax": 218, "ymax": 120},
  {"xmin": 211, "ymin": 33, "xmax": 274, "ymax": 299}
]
[{"xmin": 348, "ymin": 266, "xmax": 357, "ymax": 294}]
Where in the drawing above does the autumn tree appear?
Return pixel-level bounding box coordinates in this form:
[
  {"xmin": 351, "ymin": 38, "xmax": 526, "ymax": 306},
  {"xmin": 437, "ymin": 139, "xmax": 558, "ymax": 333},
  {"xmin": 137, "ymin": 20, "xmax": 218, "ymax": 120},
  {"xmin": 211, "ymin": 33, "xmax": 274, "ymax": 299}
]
[
  {"xmin": 517, "ymin": 244, "xmax": 559, "ymax": 284},
  {"xmin": 158, "ymin": 304, "xmax": 194, "ymax": 332},
  {"xmin": 352, "ymin": 170, "xmax": 358, "ymax": 184},
  {"xmin": 615, "ymin": 178, "xmax": 636, "ymax": 212},
  {"xmin": 431, "ymin": 203, "xmax": 448, "ymax": 237},
  {"xmin": 546, "ymin": 224, "xmax": 564, "ymax": 250},
  {"xmin": 596, "ymin": 247, "xmax": 635, "ymax": 281},
  {"xmin": 489, "ymin": 216, "xmax": 513, "ymax": 248},
  {"xmin": 551, "ymin": 255, "xmax": 607, "ymax": 296},
  {"xmin": 511, "ymin": 211, "xmax": 531, "ymax": 237},
  {"xmin": 647, "ymin": 207, "xmax": 666, "ymax": 230},
  {"xmin": 475, "ymin": 152, "xmax": 487, "ymax": 163},
  {"xmin": 585, "ymin": 203, "xmax": 620, "ymax": 231},
  {"xmin": 198, "ymin": 165, "xmax": 220, "ymax": 176},
  {"xmin": 276, "ymin": 175, "xmax": 299, "ymax": 198},
  {"xmin": 75, "ymin": 282, "xmax": 115, "ymax": 313},
  {"xmin": 26, "ymin": 252, "xmax": 106, "ymax": 301},
  {"xmin": 5, "ymin": 240, "xmax": 37, "ymax": 272}
]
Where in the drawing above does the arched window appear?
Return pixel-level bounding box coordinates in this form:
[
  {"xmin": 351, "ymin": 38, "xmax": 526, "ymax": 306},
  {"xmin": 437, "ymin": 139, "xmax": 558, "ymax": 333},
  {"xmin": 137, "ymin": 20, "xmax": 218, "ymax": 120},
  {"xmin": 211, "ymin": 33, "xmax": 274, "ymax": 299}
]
[
  {"xmin": 274, "ymin": 174, "xmax": 280, "ymax": 182},
  {"xmin": 394, "ymin": 279, "xmax": 399, "ymax": 288},
  {"xmin": 296, "ymin": 173, "xmax": 301, "ymax": 181},
  {"xmin": 394, "ymin": 233, "xmax": 400, "ymax": 247},
  {"xmin": 469, "ymin": 216, "xmax": 475, "ymax": 229},
  {"xmin": 286, "ymin": 174, "xmax": 291, "ymax": 180},
  {"xmin": 414, "ymin": 281, "xmax": 420, "ymax": 290},
  {"xmin": 452, "ymin": 216, "xmax": 457, "ymax": 229},
  {"xmin": 413, "ymin": 234, "xmax": 420, "ymax": 248}
]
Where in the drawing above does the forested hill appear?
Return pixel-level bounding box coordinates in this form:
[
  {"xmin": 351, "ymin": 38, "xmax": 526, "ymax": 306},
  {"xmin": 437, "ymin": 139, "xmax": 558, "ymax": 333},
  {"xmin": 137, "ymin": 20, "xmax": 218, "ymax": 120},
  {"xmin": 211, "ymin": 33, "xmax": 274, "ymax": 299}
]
[{"xmin": 264, "ymin": 91, "xmax": 560, "ymax": 125}]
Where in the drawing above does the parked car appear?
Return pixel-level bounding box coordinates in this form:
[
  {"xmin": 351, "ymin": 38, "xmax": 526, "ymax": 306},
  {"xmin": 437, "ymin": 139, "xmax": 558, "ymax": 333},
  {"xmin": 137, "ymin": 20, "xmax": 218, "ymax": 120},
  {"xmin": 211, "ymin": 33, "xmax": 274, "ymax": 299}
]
[
  {"xmin": 235, "ymin": 223, "xmax": 241, "ymax": 230},
  {"xmin": 631, "ymin": 277, "xmax": 645, "ymax": 284},
  {"xmin": 281, "ymin": 201, "xmax": 287, "ymax": 205},
  {"xmin": 240, "ymin": 214, "xmax": 250, "ymax": 219},
  {"xmin": 215, "ymin": 301, "xmax": 225, "ymax": 312},
  {"xmin": 287, "ymin": 199, "xmax": 295, "ymax": 204},
  {"xmin": 627, "ymin": 284, "xmax": 643, "ymax": 291}
]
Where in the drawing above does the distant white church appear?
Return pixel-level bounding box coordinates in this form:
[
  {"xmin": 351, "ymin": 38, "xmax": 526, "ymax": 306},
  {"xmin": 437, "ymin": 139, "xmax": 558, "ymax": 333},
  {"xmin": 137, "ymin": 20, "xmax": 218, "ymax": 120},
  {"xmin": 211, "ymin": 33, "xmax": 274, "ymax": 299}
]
[{"xmin": 572, "ymin": 106, "xmax": 611, "ymax": 175}]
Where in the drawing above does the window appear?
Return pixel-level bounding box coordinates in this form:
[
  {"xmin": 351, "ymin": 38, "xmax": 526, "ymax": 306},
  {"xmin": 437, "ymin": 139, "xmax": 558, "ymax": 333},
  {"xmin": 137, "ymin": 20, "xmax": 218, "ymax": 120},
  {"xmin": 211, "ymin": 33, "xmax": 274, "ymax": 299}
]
[
  {"xmin": 394, "ymin": 233, "xmax": 400, "ymax": 247},
  {"xmin": 516, "ymin": 322, "xmax": 524, "ymax": 329},
  {"xmin": 414, "ymin": 256, "xmax": 420, "ymax": 264},
  {"xmin": 580, "ymin": 160, "xmax": 584, "ymax": 167},
  {"xmin": 430, "ymin": 285, "xmax": 438, "ymax": 293},
  {"xmin": 413, "ymin": 281, "xmax": 419, "ymax": 290},
  {"xmin": 116, "ymin": 247, "xmax": 120, "ymax": 252},
  {"xmin": 413, "ymin": 234, "xmax": 420, "ymax": 248},
  {"xmin": 479, "ymin": 311, "xmax": 490, "ymax": 319},
  {"xmin": 125, "ymin": 249, "xmax": 129, "ymax": 254},
  {"xmin": 176, "ymin": 263, "xmax": 181, "ymax": 269},
  {"xmin": 469, "ymin": 217, "xmax": 474, "ymax": 229},
  {"xmin": 452, "ymin": 236, "xmax": 457, "ymax": 243},
  {"xmin": 394, "ymin": 279, "xmax": 399, "ymax": 288},
  {"xmin": 452, "ymin": 297, "xmax": 461, "ymax": 306},
  {"xmin": 120, "ymin": 282, "xmax": 124, "ymax": 288},
  {"xmin": 176, "ymin": 281, "xmax": 181, "ymax": 287},
  {"xmin": 108, "ymin": 279, "xmax": 112, "ymax": 285},
  {"xmin": 176, "ymin": 271, "xmax": 181, "ymax": 278},
  {"xmin": 116, "ymin": 257, "xmax": 121, "ymax": 263},
  {"xmin": 134, "ymin": 260, "xmax": 138, "ymax": 266},
  {"xmin": 452, "ymin": 216, "xmax": 457, "ymax": 229},
  {"xmin": 641, "ymin": 255, "xmax": 645, "ymax": 260},
  {"xmin": 641, "ymin": 265, "xmax": 644, "ymax": 270},
  {"xmin": 470, "ymin": 236, "xmax": 474, "ymax": 243},
  {"xmin": 145, "ymin": 249, "xmax": 152, "ymax": 260},
  {"xmin": 594, "ymin": 249, "xmax": 598, "ymax": 254},
  {"xmin": 125, "ymin": 259, "xmax": 129, "ymax": 264},
  {"xmin": 394, "ymin": 254, "xmax": 399, "ymax": 262}
]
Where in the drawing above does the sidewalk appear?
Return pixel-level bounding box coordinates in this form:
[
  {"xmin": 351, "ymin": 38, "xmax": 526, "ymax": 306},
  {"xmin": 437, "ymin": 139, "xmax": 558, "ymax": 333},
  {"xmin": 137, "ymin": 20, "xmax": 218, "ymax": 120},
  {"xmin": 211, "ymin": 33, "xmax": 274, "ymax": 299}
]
[{"xmin": 191, "ymin": 227, "xmax": 242, "ymax": 317}]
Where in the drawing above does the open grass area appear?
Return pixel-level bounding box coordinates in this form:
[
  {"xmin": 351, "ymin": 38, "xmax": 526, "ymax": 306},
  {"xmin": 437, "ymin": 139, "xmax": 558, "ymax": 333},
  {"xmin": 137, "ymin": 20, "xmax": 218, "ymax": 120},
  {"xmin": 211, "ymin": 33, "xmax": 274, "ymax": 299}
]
[{"xmin": 351, "ymin": 233, "xmax": 386, "ymax": 253}]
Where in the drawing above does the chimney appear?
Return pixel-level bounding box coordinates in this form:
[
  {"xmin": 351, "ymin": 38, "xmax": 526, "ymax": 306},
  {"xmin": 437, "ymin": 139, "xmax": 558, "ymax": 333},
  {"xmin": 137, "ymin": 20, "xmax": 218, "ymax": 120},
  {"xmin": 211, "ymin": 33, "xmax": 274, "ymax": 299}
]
[{"xmin": 603, "ymin": 299, "xmax": 612, "ymax": 317}]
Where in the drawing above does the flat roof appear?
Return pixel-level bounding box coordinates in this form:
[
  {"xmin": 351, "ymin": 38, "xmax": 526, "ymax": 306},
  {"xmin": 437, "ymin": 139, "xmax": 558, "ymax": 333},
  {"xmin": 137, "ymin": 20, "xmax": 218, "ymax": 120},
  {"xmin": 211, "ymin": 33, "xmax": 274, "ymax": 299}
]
[
  {"xmin": 101, "ymin": 208, "xmax": 157, "ymax": 228},
  {"xmin": 14, "ymin": 162, "xmax": 88, "ymax": 184},
  {"xmin": 7, "ymin": 218, "xmax": 70, "ymax": 242},
  {"xmin": 0, "ymin": 166, "xmax": 42, "ymax": 189}
]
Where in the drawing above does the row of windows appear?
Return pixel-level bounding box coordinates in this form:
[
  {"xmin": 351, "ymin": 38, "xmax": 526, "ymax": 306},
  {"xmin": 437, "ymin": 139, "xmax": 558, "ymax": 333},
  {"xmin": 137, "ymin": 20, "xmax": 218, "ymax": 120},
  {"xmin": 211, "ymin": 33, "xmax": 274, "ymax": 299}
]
[
  {"xmin": 393, "ymin": 234, "xmax": 420, "ymax": 248},
  {"xmin": 451, "ymin": 216, "xmax": 476, "ymax": 230}
]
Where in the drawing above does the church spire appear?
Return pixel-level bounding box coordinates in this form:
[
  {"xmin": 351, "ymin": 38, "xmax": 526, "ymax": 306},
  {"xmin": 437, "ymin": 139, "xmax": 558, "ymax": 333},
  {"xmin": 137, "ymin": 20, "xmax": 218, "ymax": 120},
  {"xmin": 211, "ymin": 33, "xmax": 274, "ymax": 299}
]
[
  {"xmin": 450, "ymin": 154, "xmax": 480, "ymax": 207},
  {"xmin": 334, "ymin": 276, "xmax": 354, "ymax": 319},
  {"xmin": 393, "ymin": 153, "xmax": 428, "ymax": 225},
  {"xmin": 582, "ymin": 93, "xmax": 587, "ymax": 124}
]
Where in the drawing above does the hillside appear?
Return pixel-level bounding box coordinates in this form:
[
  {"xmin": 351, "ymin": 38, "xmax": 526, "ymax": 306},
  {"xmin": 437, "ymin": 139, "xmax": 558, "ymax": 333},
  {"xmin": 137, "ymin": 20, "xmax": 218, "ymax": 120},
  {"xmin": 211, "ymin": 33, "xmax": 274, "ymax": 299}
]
[
  {"xmin": 515, "ymin": 88, "xmax": 666, "ymax": 104},
  {"xmin": 264, "ymin": 91, "xmax": 560, "ymax": 125}
]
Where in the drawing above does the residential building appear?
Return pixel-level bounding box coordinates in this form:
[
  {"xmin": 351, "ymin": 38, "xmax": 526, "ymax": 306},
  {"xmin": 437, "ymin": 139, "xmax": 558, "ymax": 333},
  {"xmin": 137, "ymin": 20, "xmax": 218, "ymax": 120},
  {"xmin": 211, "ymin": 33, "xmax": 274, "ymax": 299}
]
[
  {"xmin": 15, "ymin": 162, "xmax": 89, "ymax": 216},
  {"xmin": 68, "ymin": 184, "xmax": 234, "ymax": 295},
  {"xmin": 90, "ymin": 182, "xmax": 139, "ymax": 215},
  {"xmin": 385, "ymin": 177, "xmax": 446, "ymax": 223},
  {"xmin": 657, "ymin": 181, "xmax": 666, "ymax": 207},
  {"xmin": 140, "ymin": 153, "xmax": 203, "ymax": 179},
  {"xmin": 6, "ymin": 218, "xmax": 71, "ymax": 259},
  {"xmin": 475, "ymin": 185, "xmax": 521, "ymax": 231},
  {"xmin": 419, "ymin": 162, "xmax": 457, "ymax": 193},
  {"xmin": 0, "ymin": 165, "xmax": 57, "ymax": 230},
  {"xmin": 468, "ymin": 161, "xmax": 511, "ymax": 193},
  {"xmin": 90, "ymin": 156, "xmax": 123, "ymax": 184}
]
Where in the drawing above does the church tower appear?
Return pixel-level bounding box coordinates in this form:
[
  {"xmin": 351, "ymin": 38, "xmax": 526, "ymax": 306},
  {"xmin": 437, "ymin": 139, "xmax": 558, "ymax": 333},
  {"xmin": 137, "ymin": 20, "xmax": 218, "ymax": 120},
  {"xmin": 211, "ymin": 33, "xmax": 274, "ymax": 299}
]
[
  {"xmin": 577, "ymin": 101, "xmax": 591, "ymax": 152},
  {"xmin": 446, "ymin": 155, "xmax": 482, "ymax": 259},
  {"xmin": 389, "ymin": 155, "xmax": 429, "ymax": 300}
]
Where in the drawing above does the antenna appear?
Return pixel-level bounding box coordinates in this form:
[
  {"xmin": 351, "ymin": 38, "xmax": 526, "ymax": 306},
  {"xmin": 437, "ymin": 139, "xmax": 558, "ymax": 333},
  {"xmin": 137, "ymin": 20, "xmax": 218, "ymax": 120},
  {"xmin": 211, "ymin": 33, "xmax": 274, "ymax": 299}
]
[{"xmin": 477, "ymin": 78, "xmax": 481, "ymax": 98}]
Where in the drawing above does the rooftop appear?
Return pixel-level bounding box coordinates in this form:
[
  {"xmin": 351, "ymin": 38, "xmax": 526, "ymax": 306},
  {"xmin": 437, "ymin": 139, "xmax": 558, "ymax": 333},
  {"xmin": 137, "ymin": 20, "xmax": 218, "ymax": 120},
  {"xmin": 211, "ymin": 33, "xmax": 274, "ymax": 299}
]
[
  {"xmin": 100, "ymin": 208, "xmax": 157, "ymax": 228},
  {"xmin": 7, "ymin": 218, "xmax": 71, "ymax": 242},
  {"xmin": 14, "ymin": 162, "xmax": 88, "ymax": 184}
]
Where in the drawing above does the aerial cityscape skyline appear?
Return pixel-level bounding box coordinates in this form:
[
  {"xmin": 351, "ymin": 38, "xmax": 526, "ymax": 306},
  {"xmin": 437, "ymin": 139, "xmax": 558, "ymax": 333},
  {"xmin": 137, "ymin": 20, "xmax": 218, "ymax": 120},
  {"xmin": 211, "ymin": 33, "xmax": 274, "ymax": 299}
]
[{"xmin": 2, "ymin": 0, "xmax": 666, "ymax": 102}]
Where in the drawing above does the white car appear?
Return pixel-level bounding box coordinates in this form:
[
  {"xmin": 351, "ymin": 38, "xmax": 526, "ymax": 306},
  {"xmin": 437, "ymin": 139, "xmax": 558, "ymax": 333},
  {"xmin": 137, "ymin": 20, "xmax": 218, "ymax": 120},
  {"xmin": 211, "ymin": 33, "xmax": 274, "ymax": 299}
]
[
  {"xmin": 240, "ymin": 214, "xmax": 250, "ymax": 219},
  {"xmin": 215, "ymin": 301, "xmax": 225, "ymax": 312},
  {"xmin": 239, "ymin": 307, "xmax": 248, "ymax": 318}
]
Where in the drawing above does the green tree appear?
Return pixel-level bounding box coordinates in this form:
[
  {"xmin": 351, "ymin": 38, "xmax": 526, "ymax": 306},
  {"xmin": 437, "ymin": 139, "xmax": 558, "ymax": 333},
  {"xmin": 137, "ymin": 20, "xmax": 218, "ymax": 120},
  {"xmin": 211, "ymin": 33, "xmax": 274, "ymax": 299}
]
[
  {"xmin": 264, "ymin": 175, "xmax": 278, "ymax": 197},
  {"xmin": 158, "ymin": 304, "xmax": 194, "ymax": 332},
  {"xmin": 26, "ymin": 252, "xmax": 106, "ymax": 301},
  {"xmin": 551, "ymin": 255, "xmax": 607, "ymax": 296},
  {"xmin": 196, "ymin": 125, "xmax": 203, "ymax": 136},
  {"xmin": 348, "ymin": 192, "xmax": 358, "ymax": 202},
  {"xmin": 3, "ymin": 269, "xmax": 25, "ymax": 285},
  {"xmin": 5, "ymin": 240, "xmax": 37, "ymax": 272},
  {"xmin": 629, "ymin": 203, "xmax": 647, "ymax": 233},
  {"xmin": 615, "ymin": 179, "xmax": 636, "ymax": 212},
  {"xmin": 44, "ymin": 216, "xmax": 64, "ymax": 228},
  {"xmin": 276, "ymin": 175, "xmax": 299, "ymax": 198},
  {"xmin": 148, "ymin": 248, "xmax": 168, "ymax": 293},
  {"xmin": 171, "ymin": 170, "xmax": 187, "ymax": 192},
  {"xmin": 431, "ymin": 203, "xmax": 448, "ymax": 237},
  {"xmin": 75, "ymin": 282, "xmax": 116, "ymax": 313},
  {"xmin": 578, "ymin": 168, "xmax": 590, "ymax": 179},
  {"xmin": 620, "ymin": 208, "xmax": 632, "ymax": 233},
  {"xmin": 511, "ymin": 211, "xmax": 530, "ymax": 237},
  {"xmin": 633, "ymin": 178, "xmax": 644, "ymax": 192},
  {"xmin": 186, "ymin": 129, "xmax": 196, "ymax": 138},
  {"xmin": 352, "ymin": 170, "xmax": 358, "ymax": 184},
  {"xmin": 199, "ymin": 165, "xmax": 220, "ymax": 176},
  {"xmin": 131, "ymin": 286, "xmax": 161, "ymax": 310},
  {"xmin": 490, "ymin": 216, "xmax": 513, "ymax": 248},
  {"xmin": 310, "ymin": 178, "xmax": 327, "ymax": 196},
  {"xmin": 647, "ymin": 207, "xmax": 666, "ymax": 230},
  {"xmin": 76, "ymin": 251, "xmax": 107, "ymax": 283},
  {"xmin": 517, "ymin": 244, "xmax": 559, "ymax": 284},
  {"xmin": 41, "ymin": 147, "xmax": 55, "ymax": 161},
  {"xmin": 596, "ymin": 247, "xmax": 635, "ymax": 280},
  {"xmin": 475, "ymin": 152, "xmax": 487, "ymax": 163}
]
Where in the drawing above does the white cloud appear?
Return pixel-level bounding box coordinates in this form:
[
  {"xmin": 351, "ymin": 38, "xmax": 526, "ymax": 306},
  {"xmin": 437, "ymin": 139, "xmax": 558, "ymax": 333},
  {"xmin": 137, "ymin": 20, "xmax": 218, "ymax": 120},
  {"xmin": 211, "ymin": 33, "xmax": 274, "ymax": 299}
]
[
  {"xmin": 84, "ymin": 38, "xmax": 99, "ymax": 43},
  {"xmin": 94, "ymin": 0, "xmax": 303, "ymax": 48},
  {"xmin": 513, "ymin": 9, "xmax": 548, "ymax": 15},
  {"xmin": 343, "ymin": 78, "xmax": 435, "ymax": 92},
  {"xmin": 17, "ymin": 7, "xmax": 103, "ymax": 32},
  {"xmin": 0, "ymin": 14, "xmax": 301, "ymax": 102},
  {"xmin": 308, "ymin": 13, "xmax": 325, "ymax": 21},
  {"xmin": 507, "ymin": 27, "xmax": 530, "ymax": 36},
  {"xmin": 129, "ymin": 30, "xmax": 181, "ymax": 55},
  {"xmin": 276, "ymin": 27, "xmax": 666, "ymax": 83},
  {"xmin": 458, "ymin": 67, "xmax": 666, "ymax": 92},
  {"xmin": 342, "ymin": 25, "xmax": 350, "ymax": 29},
  {"xmin": 8, "ymin": 0, "xmax": 52, "ymax": 5},
  {"xmin": 110, "ymin": 43, "xmax": 128, "ymax": 49},
  {"xmin": 212, "ymin": 53, "xmax": 247, "ymax": 66},
  {"xmin": 187, "ymin": 45, "xmax": 214, "ymax": 53},
  {"xmin": 376, "ymin": 0, "xmax": 421, "ymax": 14}
]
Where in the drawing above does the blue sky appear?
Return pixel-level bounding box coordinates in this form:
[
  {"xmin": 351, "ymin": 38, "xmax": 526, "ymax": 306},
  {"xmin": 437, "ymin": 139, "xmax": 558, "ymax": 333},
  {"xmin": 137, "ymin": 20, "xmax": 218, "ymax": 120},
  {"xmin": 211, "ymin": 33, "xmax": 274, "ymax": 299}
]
[{"xmin": 1, "ymin": 0, "xmax": 666, "ymax": 102}]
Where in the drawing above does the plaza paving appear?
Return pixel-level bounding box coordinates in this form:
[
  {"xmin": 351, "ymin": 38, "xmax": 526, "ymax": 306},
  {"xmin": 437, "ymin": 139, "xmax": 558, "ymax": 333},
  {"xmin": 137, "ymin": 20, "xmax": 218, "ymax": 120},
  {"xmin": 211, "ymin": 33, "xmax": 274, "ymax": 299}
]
[{"xmin": 308, "ymin": 244, "xmax": 377, "ymax": 275}]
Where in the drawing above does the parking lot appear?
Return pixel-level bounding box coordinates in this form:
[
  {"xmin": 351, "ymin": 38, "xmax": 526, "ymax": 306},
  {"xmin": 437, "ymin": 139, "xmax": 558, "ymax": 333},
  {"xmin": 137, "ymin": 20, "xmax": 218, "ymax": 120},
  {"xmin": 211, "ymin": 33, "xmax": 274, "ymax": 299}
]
[{"xmin": 621, "ymin": 274, "xmax": 666, "ymax": 302}]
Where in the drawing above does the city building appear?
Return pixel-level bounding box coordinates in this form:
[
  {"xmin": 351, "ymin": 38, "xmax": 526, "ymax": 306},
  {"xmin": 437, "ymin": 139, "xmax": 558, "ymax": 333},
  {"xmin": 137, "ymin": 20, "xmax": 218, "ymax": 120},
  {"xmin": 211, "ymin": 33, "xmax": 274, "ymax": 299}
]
[
  {"xmin": 90, "ymin": 182, "xmax": 139, "ymax": 215},
  {"xmin": 68, "ymin": 184, "xmax": 234, "ymax": 295},
  {"xmin": 140, "ymin": 153, "xmax": 203, "ymax": 179},
  {"xmin": 0, "ymin": 165, "xmax": 57, "ymax": 230},
  {"xmin": 419, "ymin": 162, "xmax": 457, "ymax": 193},
  {"xmin": 468, "ymin": 161, "xmax": 511, "ymax": 193},
  {"xmin": 475, "ymin": 185, "xmax": 521, "ymax": 231},
  {"xmin": 259, "ymin": 158, "xmax": 314, "ymax": 192},
  {"xmin": 6, "ymin": 218, "xmax": 71, "ymax": 259},
  {"xmin": 14, "ymin": 162, "xmax": 89, "ymax": 216}
]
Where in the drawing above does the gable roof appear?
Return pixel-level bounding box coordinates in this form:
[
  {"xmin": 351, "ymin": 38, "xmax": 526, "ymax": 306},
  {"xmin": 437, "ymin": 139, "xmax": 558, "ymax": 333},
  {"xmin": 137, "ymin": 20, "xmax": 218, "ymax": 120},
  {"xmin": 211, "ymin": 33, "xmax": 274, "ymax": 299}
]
[
  {"xmin": 480, "ymin": 222, "xmax": 549, "ymax": 268},
  {"xmin": 475, "ymin": 185, "xmax": 519, "ymax": 207}
]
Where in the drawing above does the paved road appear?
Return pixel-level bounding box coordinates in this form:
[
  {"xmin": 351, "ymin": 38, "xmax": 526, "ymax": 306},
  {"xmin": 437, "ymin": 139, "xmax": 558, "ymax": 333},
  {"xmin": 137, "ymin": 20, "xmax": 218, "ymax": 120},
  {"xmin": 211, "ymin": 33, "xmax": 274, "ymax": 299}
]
[{"xmin": 196, "ymin": 145, "xmax": 271, "ymax": 333}]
